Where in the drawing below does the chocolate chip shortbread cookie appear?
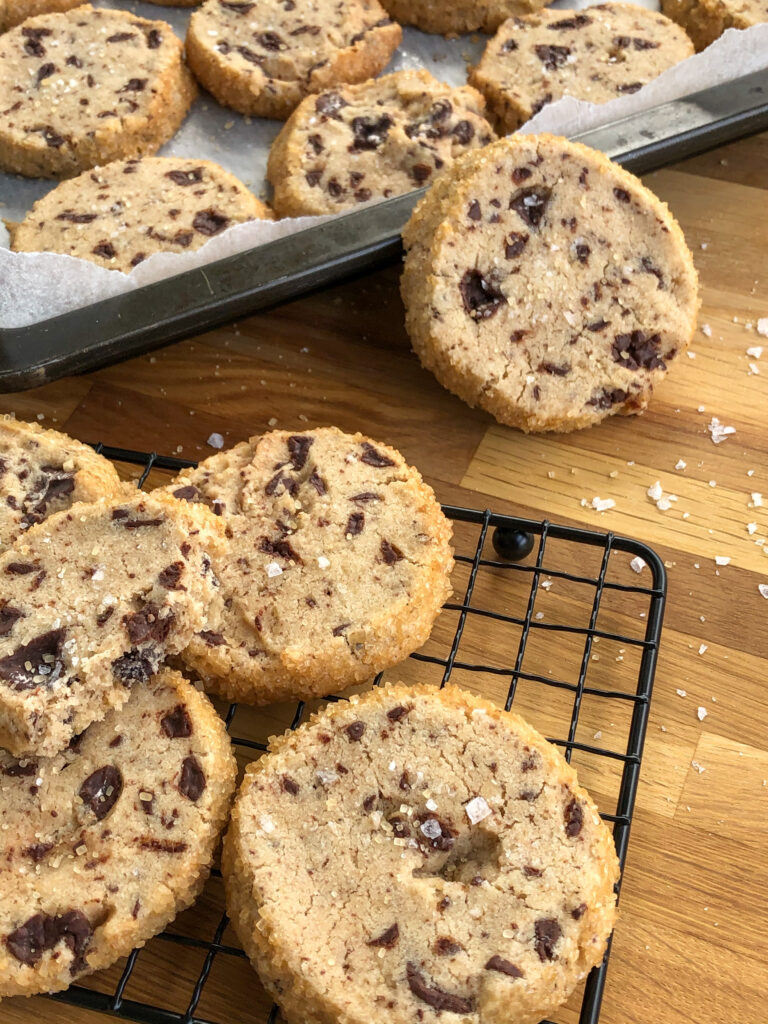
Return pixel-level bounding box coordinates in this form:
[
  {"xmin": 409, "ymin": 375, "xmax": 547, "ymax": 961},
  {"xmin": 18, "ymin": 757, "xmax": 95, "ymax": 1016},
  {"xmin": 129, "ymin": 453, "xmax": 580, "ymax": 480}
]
[
  {"xmin": 0, "ymin": 6, "xmax": 197, "ymax": 179},
  {"xmin": 267, "ymin": 70, "xmax": 495, "ymax": 217},
  {"xmin": 379, "ymin": 0, "xmax": 546, "ymax": 35},
  {"xmin": 0, "ymin": 491, "xmax": 225, "ymax": 757},
  {"xmin": 161, "ymin": 427, "xmax": 453, "ymax": 704},
  {"xmin": 470, "ymin": 5, "xmax": 694, "ymax": 132},
  {"xmin": 224, "ymin": 683, "xmax": 619, "ymax": 1024},
  {"xmin": 401, "ymin": 133, "xmax": 699, "ymax": 433},
  {"xmin": 661, "ymin": 0, "xmax": 767, "ymax": 49},
  {"xmin": 0, "ymin": 417, "xmax": 123, "ymax": 551},
  {"xmin": 9, "ymin": 157, "xmax": 272, "ymax": 272},
  {"xmin": 0, "ymin": 0, "xmax": 80, "ymax": 33},
  {"xmin": 0, "ymin": 667, "xmax": 236, "ymax": 999},
  {"xmin": 185, "ymin": 0, "xmax": 402, "ymax": 120}
]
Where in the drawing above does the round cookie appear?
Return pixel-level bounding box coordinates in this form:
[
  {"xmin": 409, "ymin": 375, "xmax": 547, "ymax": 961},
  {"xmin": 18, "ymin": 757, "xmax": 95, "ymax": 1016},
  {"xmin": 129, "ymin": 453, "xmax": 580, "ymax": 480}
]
[
  {"xmin": 0, "ymin": 417, "xmax": 124, "ymax": 551},
  {"xmin": 401, "ymin": 133, "xmax": 699, "ymax": 433},
  {"xmin": 9, "ymin": 157, "xmax": 272, "ymax": 273},
  {"xmin": 160, "ymin": 427, "xmax": 453, "ymax": 704},
  {"xmin": 661, "ymin": 0, "xmax": 768, "ymax": 49},
  {"xmin": 0, "ymin": 0, "xmax": 81, "ymax": 33},
  {"xmin": 267, "ymin": 70, "xmax": 495, "ymax": 218},
  {"xmin": 0, "ymin": 490, "xmax": 225, "ymax": 758},
  {"xmin": 378, "ymin": 0, "xmax": 546, "ymax": 35},
  {"xmin": 469, "ymin": 5, "xmax": 694, "ymax": 132},
  {"xmin": 0, "ymin": 5, "xmax": 197, "ymax": 179},
  {"xmin": 223, "ymin": 683, "xmax": 620, "ymax": 1024},
  {"xmin": 185, "ymin": 0, "xmax": 402, "ymax": 121},
  {"xmin": 0, "ymin": 667, "xmax": 236, "ymax": 1000}
]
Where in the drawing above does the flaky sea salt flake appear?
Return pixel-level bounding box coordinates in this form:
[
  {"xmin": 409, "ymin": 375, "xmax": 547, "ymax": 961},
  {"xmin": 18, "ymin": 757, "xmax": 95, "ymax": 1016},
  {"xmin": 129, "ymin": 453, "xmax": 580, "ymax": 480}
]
[
  {"xmin": 715, "ymin": 556, "xmax": 730, "ymax": 566},
  {"xmin": 630, "ymin": 556, "xmax": 646, "ymax": 574},
  {"xmin": 697, "ymin": 707, "xmax": 708, "ymax": 721},
  {"xmin": 465, "ymin": 796, "xmax": 492, "ymax": 825},
  {"xmin": 206, "ymin": 432, "xmax": 224, "ymax": 449},
  {"xmin": 647, "ymin": 480, "xmax": 663, "ymax": 501},
  {"xmin": 266, "ymin": 562, "xmax": 282, "ymax": 578},
  {"xmin": 591, "ymin": 497, "xmax": 616, "ymax": 512},
  {"xmin": 707, "ymin": 417, "xmax": 735, "ymax": 444}
]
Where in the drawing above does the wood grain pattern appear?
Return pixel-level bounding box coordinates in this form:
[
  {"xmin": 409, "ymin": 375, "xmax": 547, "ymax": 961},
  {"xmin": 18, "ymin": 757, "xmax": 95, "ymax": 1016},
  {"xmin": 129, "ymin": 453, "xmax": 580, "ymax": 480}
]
[{"xmin": 1, "ymin": 134, "xmax": 767, "ymax": 1024}]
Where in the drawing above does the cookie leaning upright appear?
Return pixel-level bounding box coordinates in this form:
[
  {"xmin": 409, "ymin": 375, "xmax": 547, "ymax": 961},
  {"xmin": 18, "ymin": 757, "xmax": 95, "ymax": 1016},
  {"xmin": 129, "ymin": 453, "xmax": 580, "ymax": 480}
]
[
  {"xmin": 661, "ymin": 0, "xmax": 767, "ymax": 49},
  {"xmin": 470, "ymin": 4, "xmax": 694, "ymax": 132},
  {"xmin": 0, "ymin": 5, "xmax": 197, "ymax": 179},
  {"xmin": 223, "ymin": 683, "xmax": 619, "ymax": 1024},
  {"xmin": 0, "ymin": 417, "xmax": 123, "ymax": 551},
  {"xmin": 401, "ymin": 133, "xmax": 699, "ymax": 433},
  {"xmin": 0, "ymin": 491, "xmax": 225, "ymax": 757},
  {"xmin": 159, "ymin": 427, "xmax": 453, "ymax": 704},
  {"xmin": 267, "ymin": 70, "xmax": 495, "ymax": 218},
  {"xmin": 0, "ymin": 667, "xmax": 236, "ymax": 1000},
  {"xmin": 185, "ymin": 0, "xmax": 402, "ymax": 120},
  {"xmin": 378, "ymin": 0, "xmax": 547, "ymax": 35},
  {"xmin": 9, "ymin": 157, "xmax": 272, "ymax": 273}
]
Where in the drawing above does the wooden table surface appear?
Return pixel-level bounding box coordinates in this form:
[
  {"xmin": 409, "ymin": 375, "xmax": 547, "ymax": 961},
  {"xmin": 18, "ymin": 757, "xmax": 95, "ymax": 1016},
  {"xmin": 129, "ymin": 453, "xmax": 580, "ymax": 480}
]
[{"xmin": 1, "ymin": 132, "xmax": 767, "ymax": 1024}]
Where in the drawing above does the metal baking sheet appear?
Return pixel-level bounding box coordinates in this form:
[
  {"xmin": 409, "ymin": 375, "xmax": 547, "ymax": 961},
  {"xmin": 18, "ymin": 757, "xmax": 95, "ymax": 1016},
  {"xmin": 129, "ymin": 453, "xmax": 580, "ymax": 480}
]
[{"xmin": 0, "ymin": 16, "xmax": 766, "ymax": 389}]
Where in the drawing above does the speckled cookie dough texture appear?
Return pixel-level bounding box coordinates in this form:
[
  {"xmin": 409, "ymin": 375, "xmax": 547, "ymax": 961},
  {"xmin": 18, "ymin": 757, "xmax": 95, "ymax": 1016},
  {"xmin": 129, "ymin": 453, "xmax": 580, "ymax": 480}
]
[
  {"xmin": 223, "ymin": 683, "xmax": 620, "ymax": 1024},
  {"xmin": 0, "ymin": 417, "xmax": 123, "ymax": 551},
  {"xmin": 469, "ymin": 4, "xmax": 694, "ymax": 132},
  {"xmin": 401, "ymin": 133, "xmax": 699, "ymax": 434},
  {"xmin": 267, "ymin": 70, "xmax": 495, "ymax": 217},
  {"xmin": 0, "ymin": 491, "xmax": 225, "ymax": 758},
  {"xmin": 159, "ymin": 427, "xmax": 454, "ymax": 704},
  {"xmin": 378, "ymin": 0, "xmax": 546, "ymax": 35},
  {"xmin": 9, "ymin": 157, "xmax": 272, "ymax": 273},
  {"xmin": 0, "ymin": 5, "xmax": 197, "ymax": 179},
  {"xmin": 0, "ymin": 668, "xmax": 236, "ymax": 1000},
  {"xmin": 661, "ymin": 0, "xmax": 767, "ymax": 49},
  {"xmin": 0, "ymin": 0, "xmax": 80, "ymax": 33},
  {"xmin": 185, "ymin": 0, "xmax": 402, "ymax": 120}
]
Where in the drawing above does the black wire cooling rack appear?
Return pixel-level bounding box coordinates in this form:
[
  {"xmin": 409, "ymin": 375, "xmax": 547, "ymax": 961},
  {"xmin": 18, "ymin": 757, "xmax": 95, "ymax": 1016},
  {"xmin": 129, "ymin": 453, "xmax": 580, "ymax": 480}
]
[{"xmin": 45, "ymin": 445, "xmax": 667, "ymax": 1024}]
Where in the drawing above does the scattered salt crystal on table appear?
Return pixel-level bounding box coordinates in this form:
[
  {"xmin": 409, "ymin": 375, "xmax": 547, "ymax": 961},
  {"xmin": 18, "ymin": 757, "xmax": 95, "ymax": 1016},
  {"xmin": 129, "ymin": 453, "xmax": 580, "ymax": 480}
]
[
  {"xmin": 591, "ymin": 497, "xmax": 615, "ymax": 512},
  {"xmin": 747, "ymin": 345, "xmax": 764, "ymax": 358},
  {"xmin": 206, "ymin": 432, "xmax": 224, "ymax": 449},
  {"xmin": 759, "ymin": 584, "xmax": 768, "ymax": 599},
  {"xmin": 465, "ymin": 796, "xmax": 492, "ymax": 825},
  {"xmin": 714, "ymin": 556, "xmax": 730, "ymax": 566},
  {"xmin": 697, "ymin": 707, "xmax": 708, "ymax": 721},
  {"xmin": 691, "ymin": 760, "xmax": 705, "ymax": 774},
  {"xmin": 630, "ymin": 556, "xmax": 646, "ymax": 574},
  {"xmin": 751, "ymin": 493, "xmax": 763, "ymax": 508},
  {"xmin": 676, "ymin": 689, "xmax": 687, "ymax": 697},
  {"xmin": 698, "ymin": 644, "xmax": 708, "ymax": 655},
  {"xmin": 594, "ymin": 730, "xmax": 602, "ymax": 740},
  {"xmin": 267, "ymin": 417, "xmax": 278, "ymax": 427},
  {"xmin": 757, "ymin": 318, "xmax": 768, "ymax": 338},
  {"xmin": 647, "ymin": 481, "xmax": 663, "ymax": 501},
  {"xmin": 700, "ymin": 324, "xmax": 712, "ymax": 337},
  {"xmin": 749, "ymin": 363, "xmax": 760, "ymax": 375},
  {"xmin": 541, "ymin": 579, "xmax": 553, "ymax": 590},
  {"xmin": 266, "ymin": 562, "xmax": 282, "ymax": 578},
  {"xmin": 707, "ymin": 417, "xmax": 736, "ymax": 444},
  {"xmin": 675, "ymin": 459, "xmax": 687, "ymax": 471},
  {"xmin": 748, "ymin": 523, "xmax": 758, "ymax": 535}
]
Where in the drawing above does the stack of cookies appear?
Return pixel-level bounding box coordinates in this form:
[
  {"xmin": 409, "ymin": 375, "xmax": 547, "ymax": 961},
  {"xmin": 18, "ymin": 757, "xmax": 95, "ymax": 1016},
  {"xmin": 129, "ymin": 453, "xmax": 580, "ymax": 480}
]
[{"xmin": 0, "ymin": 416, "xmax": 621, "ymax": 1024}]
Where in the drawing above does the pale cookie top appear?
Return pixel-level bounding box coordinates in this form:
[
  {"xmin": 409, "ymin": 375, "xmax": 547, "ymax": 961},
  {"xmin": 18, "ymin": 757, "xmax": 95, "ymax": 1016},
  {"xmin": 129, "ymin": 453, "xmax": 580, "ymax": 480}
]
[
  {"xmin": 224, "ymin": 684, "xmax": 620, "ymax": 1024},
  {"xmin": 161, "ymin": 427, "xmax": 453, "ymax": 704},
  {"xmin": 662, "ymin": 0, "xmax": 768, "ymax": 48},
  {"xmin": 401, "ymin": 133, "xmax": 699, "ymax": 433},
  {"xmin": 470, "ymin": 4, "xmax": 694, "ymax": 131},
  {"xmin": 0, "ymin": 668, "xmax": 236, "ymax": 999},
  {"xmin": 379, "ymin": 0, "xmax": 548, "ymax": 36},
  {"xmin": 0, "ymin": 5, "xmax": 193, "ymax": 178},
  {"xmin": 0, "ymin": 491, "xmax": 225, "ymax": 757},
  {"xmin": 10, "ymin": 157, "xmax": 272, "ymax": 273},
  {"xmin": 186, "ymin": 0, "xmax": 401, "ymax": 118},
  {"xmin": 267, "ymin": 70, "xmax": 495, "ymax": 217},
  {"xmin": 0, "ymin": 417, "xmax": 123, "ymax": 551}
]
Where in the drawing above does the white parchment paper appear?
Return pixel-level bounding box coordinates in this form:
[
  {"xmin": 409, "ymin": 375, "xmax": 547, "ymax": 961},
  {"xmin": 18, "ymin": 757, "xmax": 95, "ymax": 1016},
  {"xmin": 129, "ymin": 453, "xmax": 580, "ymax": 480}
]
[{"xmin": 0, "ymin": 0, "xmax": 766, "ymax": 329}]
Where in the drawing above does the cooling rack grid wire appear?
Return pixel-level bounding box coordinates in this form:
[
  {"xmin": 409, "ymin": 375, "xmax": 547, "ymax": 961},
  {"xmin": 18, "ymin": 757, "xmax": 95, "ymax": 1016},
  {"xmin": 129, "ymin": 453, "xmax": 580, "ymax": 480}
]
[{"xmin": 44, "ymin": 444, "xmax": 667, "ymax": 1024}]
